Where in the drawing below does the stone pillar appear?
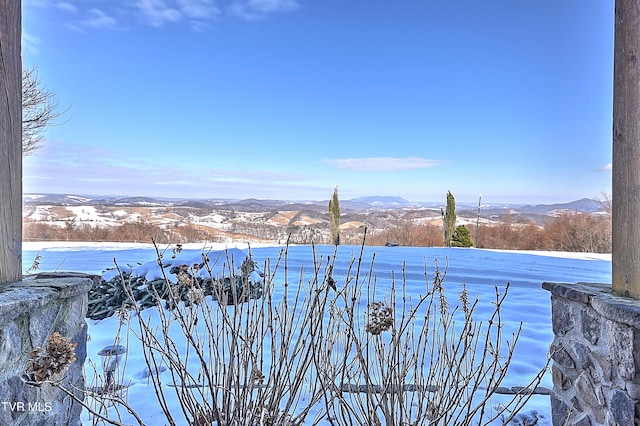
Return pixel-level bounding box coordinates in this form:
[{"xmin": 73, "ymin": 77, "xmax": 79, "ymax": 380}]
[
  {"xmin": 0, "ymin": 275, "xmax": 94, "ymax": 425},
  {"xmin": 543, "ymin": 281, "xmax": 640, "ymax": 425}
]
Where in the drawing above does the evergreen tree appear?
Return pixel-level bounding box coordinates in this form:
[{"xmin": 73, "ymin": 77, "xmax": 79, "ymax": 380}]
[
  {"xmin": 328, "ymin": 186, "xmax": 341, "ymax": 245},
  {"xmin": 444, "ymin": 191, "xmax": 456, "ymax": 247},
  {"xmin": 451, "ymin": 225, "xmax": 473, "ymax": 247}
]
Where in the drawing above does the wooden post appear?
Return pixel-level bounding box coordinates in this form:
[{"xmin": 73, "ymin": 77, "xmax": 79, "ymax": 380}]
[
  {"xmin": 613, "ymin": 0, "xmax": 640, "ymax": 298},
  {"xmin": 0, "ymin": 1, "xmax": 22, "ymax": 285}
]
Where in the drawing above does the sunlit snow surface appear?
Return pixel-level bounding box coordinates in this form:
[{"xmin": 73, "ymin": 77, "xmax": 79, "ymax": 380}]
[{"xmin": 22, "ymin": 243, "xmax": 611, "ymax": 425}]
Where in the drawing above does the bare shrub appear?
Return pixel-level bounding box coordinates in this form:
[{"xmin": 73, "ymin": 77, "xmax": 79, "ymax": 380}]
[
  {"xmin": 367, "ymin": 214, "xmax": 443, "ymax": 247},
  {"xmin": 112, "ymin": 244, "xmax": 335, "ymax": 425},
  {"xmin": 313, "ymin": 255, "xmax": 548, "ymax": 425},
  {"xmin": 73, "ymin": 238, "xmax": 548, "ymax": 425},
  {"xmin": 544, "ymin": 212, "xmax": 611, "ymax": 253},
  {"xmin": 474, "ymin": 210, "xmax": 611, "ymax": 253},
  {"xmin": 23, "ymin": 328, "xmax": 144, "ymax": 426}
]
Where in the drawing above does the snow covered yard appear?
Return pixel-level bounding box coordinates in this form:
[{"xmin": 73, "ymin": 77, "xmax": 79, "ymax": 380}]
[{"xmin": 22, "ymin": 243, "xmax": 611, "ymax": 425}]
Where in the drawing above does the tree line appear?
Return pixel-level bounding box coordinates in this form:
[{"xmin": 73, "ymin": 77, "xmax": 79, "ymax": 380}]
[
  {"xmin": 363, "ymin": 211, "xmax": 611, "ymax": 253},
  {"xmin": 24, "ymin": 208, "xmax": 611, "ymax": 254}
]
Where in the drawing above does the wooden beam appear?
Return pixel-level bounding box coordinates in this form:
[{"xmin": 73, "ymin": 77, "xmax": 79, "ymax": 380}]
[
  {"xmin": 0, "ymin": 1, "xmax": 22, "ymax": 285},
  {"xmin": 613, "ymin": 0, "xmax": 640, "ymax": 298}
]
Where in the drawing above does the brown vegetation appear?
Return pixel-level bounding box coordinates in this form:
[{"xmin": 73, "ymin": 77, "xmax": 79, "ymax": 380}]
[
  {"xmin": 476, "ymin": 212, "xmax": 611, "ymax": 253},
  {"xmin": 363, "ymin": 211, "xmax": 611, "ymax": 253}
]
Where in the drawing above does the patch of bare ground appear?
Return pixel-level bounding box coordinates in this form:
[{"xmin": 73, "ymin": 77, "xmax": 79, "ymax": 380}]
[
  {"xmin": 266, "ymin": 211, "xmax": 299, "ymax": 226},
  {"xmin": 293, "ymin": 215, "xmax": 322, "ymax": 226},
  {"xmin": 340, "ymin": 221, "xmax": 366, "ymax": 229},
  {"xmin": 50, "ymin": 206, "xmax": 75, "ymax": 219}
]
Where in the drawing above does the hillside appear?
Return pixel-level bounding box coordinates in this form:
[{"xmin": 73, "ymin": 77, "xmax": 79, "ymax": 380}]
[{"xmin": 22, "ymin": 193, "xmax": 609, "ymax": 248}]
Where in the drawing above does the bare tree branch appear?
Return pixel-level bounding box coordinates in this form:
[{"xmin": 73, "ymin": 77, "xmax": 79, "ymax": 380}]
[{"xmin": 22, "ymin": 65, "xmax": 66, "ymax": 156}]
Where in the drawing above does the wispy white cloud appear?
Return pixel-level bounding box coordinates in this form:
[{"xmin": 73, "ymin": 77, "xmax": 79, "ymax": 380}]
[
  {"xmin": 597, "ymin": 163, "xmax": 612, "ymax": 172},
  {"xmin": 229, "ymin": 0, "xmax": 299, "ymax": 21},
  {"xmin": 28, "ymin": 0, "xmax": 294, "ymax": 32},
  {"xmin": 83, "ymin": 8, "xmax": 120, "ymax": 30},
  {"xmin": 23, "ymin": 140, "xmax": 312, "ymax": 199},
  {"xmin": 55, "ymin": 2, "xmax": 78, "ymax": 13},
  {"xmin": 178, "ymin": 0, "xmax": 219, "ymax": 20},
  {"xmin": 130, "ymin": 0, "xmax": 221, "ymax": 30},
  {"xmin": 325, "ymin": 157, "xmax": 444, "ymax": 172},
  {"xmin": 134, "ymin": 0, "xmax": 182, "ymax": 27}
]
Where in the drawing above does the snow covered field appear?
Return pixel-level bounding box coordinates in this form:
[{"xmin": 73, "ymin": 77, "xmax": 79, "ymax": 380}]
[{"xmin": 22, "ymin": 243, "xmax": 612, "ymax": 425}]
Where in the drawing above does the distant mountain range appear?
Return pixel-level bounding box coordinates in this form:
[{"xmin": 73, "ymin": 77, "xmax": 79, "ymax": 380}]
[{"xmin": 23, "ymin": 193, "xmax": 605, "ymax": 218}]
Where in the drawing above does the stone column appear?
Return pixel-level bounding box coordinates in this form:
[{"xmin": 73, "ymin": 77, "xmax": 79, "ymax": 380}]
[
  {"xmin": 0, "ymin": 275, "xmax": 95, "ymax": 425},
  {"xmin": 543, "ymin": 281, "xmax": 640, "ymax": 425}
]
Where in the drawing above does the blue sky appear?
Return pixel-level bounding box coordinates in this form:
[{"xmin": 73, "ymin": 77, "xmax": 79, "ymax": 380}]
[{"xmin": 23, "ymin": 0, "xmax": 613, "ymax": 204}]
